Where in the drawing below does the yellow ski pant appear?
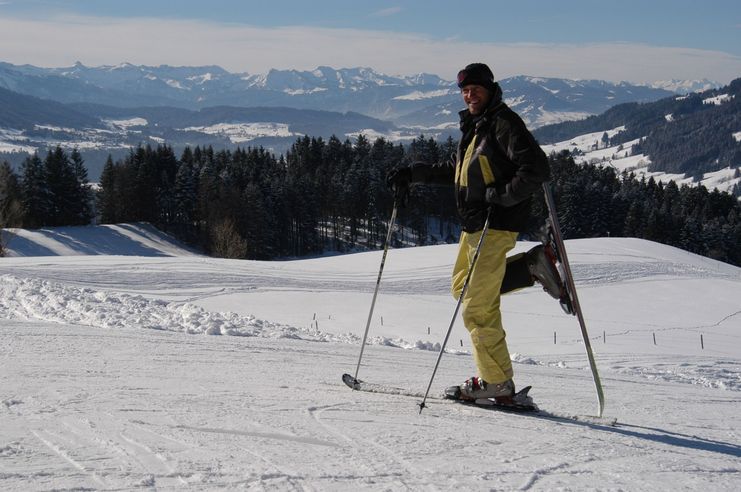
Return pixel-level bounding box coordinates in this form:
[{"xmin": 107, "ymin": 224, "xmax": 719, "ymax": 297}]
[{"xmin": 451, "ymin": 229, "xmax": 518, "ymax": 384}]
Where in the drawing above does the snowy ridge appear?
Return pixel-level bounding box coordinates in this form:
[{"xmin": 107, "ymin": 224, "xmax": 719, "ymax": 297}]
[{"xmin": 0, "ymin": 274, "xmax": 294, "ymax": 337}]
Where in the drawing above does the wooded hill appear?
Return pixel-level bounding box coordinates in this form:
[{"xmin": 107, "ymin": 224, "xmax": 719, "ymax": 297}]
[{"xmin": 534, "ymin": 78, "xmax": 741, "ymax": 177}]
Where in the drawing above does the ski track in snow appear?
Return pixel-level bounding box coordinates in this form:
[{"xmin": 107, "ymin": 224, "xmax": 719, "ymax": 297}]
[{"xmin": 2, "ymin": 233, "xmax": 741, "ymax": 490}]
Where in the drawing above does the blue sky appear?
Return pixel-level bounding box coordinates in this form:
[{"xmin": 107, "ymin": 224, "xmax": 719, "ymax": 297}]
[{"xmin": 1, "ymin": 0, "xmax": 739, "ymax": 83}]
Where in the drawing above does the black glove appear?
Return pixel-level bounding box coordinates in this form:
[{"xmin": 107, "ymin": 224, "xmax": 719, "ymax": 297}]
[
  {"xmin": 486, "ymin": 183, "xmax": 528, "ymax": 208},
  {"xmin": 385, "ymin": 167, "xmax": 412, "ymax": 205},
  {"xmin": 485, "ymin": 185, "xmax": 501, "ymax": 205}
]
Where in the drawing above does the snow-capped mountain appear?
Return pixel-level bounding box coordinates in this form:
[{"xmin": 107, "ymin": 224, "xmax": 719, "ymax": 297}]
[
  {"xmin": 650, "ymin": 78, "xmax": 720, "ymax": 94},
  {"xmin": 0, "ymin": 62, "xmax": 673, "ymax": 130}
]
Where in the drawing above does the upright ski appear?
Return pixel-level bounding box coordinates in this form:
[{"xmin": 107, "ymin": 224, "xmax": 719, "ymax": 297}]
[{"xmin": 542, "ymin": 182, "xmax": 605, "ymax": 417}]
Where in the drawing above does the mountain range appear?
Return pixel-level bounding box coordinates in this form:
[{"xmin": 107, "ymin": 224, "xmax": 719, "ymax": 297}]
[
  {"xmin": 1, "ymin": 61, "xmax": 681, "ymax": 127},
  {"xmin": 0, "ymin": 61, "xmax": 724, "ymax": 180}
]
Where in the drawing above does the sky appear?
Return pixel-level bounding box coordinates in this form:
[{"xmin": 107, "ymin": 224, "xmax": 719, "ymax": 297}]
[{"xmin": 0, "ymin": 0, "xmax": 740, "ymax": 84}]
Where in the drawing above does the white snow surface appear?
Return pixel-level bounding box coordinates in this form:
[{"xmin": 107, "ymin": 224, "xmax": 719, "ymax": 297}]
[
  {"xmin": 392, "ymin": 89, "xmax": 456, "ymax": 101},
  {"xmin": 703, "ymin": 93, "xmax": 734, "ymax": 106},
  {"xmin": 180, "ymin": 122, "xmax": 300, "ymax": 143},
  {"xmin": 2, "ymin": 224, "xmax": 741, "ymax": 490},
  {"xmin": 541, "ymin": 126, "xmax": 741, "ymax": 196}
]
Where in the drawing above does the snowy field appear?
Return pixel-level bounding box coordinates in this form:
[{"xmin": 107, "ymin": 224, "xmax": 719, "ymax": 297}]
[{"xmin": 2, "ymin": 224, "xmax": 741, "ymax": 490}]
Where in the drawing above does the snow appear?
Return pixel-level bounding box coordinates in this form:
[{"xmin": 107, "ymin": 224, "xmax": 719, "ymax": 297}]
[
  {"xmin": 34, "ymin": 124, "xmax": 77, "ymax": 133},
  {"xmin": 652, "ymin": 79, "xmax": 720, "ymax": 94},
  {"xmin": 345, "ymin": 129, "xmax": 420, "ymax": 142},
  {"xmin": 180, "ymin": 122, "xmax": 300, "ymax": 143},
  {"xmin": 733, "ymin": 131, "xmax": 741, "ymax": 143},
  {"xmin": 1, "ymin": 224, "xmax": 741, "ymax": 490},
  {"xmin": 187, "ymin": 73, "xmax": 214, "ymax": 84},
  {"xmin": 703, "ymin": 93, "xmax": 734, "ymax": 105},
  {"xmin": 392, "ymin": 89, "xmax": 456, "ymax": 101},
  {"xmin": 541, "ymin": 127, "xmax": 741, "ymax": 195},
  {"xmin": 165, "ymin": 79, "xmax": 187, "ymax": 90},
  {"xmin": 529, "ymin": 109, "xmax": 593, "ymax": 128},
  {"xmin": 0, "ymin": 141, "xmax": 36, "ymax": 154},
  {"xmin": 283, "ymin": 87, "xmax": 328, "ymax": 95},
  {"xmin": 103, "ymin": 117, "xmax": 148, "ymax": 129}
]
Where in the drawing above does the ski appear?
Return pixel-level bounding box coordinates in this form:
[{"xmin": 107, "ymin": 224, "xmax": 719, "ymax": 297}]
[
  {"xmin": 343, "ymin": 374, "xmax": 617, "ymax": 426},
  {"xmin": 342, "ymin": 373, "xmax": 438, "ymax": 399},
  {"xmin": 542, "ymin": 182, "xmax": 606, "ymax": 418}
]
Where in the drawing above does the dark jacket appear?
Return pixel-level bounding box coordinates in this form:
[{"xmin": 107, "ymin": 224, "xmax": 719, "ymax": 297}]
[{"xmin": 410, "ymin": 83, "xmax": 550, "ymax": 233}]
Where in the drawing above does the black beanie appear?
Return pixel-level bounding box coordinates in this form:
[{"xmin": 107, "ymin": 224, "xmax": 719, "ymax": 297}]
[{"xmin": 456, "ymin": 63, "xmax": 497, "ymax": 93}]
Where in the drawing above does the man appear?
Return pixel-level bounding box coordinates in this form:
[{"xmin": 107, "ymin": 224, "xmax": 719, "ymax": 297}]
[{"xmin": 386, "ymin": 63, "xmax": 558, "ymax": 403}]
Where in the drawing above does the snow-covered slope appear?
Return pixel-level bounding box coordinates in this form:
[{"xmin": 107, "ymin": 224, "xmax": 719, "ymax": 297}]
[
  {"xmin": 2, "ymin": 225, "xmax": 740, "ymax": 490},
  {"xmin": 541, "ymin": 126, "xmax": 741, "ymax": 195},
  {"xmin": 1, "ymin": 222, "xmax": 200, "ymax": 257}
]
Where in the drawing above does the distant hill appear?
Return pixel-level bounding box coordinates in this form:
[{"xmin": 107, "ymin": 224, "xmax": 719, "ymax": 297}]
[
  {"xmin": 0, "ymin": 86, "xmax": 101, "ymax": 129},
  {"xmin": 534, "ymin": 77, "xmax": 741, "ymax": 178},
  {"xmin": 0, "ymin": 87, "xmax": 396, "ymax": 179}
]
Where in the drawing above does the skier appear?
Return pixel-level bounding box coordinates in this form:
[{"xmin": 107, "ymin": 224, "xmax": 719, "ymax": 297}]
[{"xmin": 386, "ymin": 63, "xmax": 559, "ymax": 404}]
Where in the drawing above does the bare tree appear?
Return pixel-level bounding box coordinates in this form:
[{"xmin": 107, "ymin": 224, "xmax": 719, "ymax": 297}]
[{"xmin": 211, "ymin": 218, "xmax": 248, "ymax": 259}]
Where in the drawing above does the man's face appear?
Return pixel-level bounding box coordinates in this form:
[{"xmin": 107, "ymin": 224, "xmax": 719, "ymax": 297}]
[{"xmin": 461, "ymin": 84, "xmax": 491, "ymax": 115}]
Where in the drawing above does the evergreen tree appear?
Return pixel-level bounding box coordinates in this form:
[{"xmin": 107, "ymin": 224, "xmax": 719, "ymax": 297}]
[
  {"xmin": 42, "ymin": 146, "xmax": 79, "ymax": 226},
  {"xmin": 97, "ymin": 156, "xmax": 118, "ymax": 224},
  {"xmin": 69, "ymin": 148, "xmax": 93, "ymax": 225},
  {"xmin": 19, "ymin": 153, "xmax": 49, "ymax": 228},
  {"xmin": 0, "ymin": 161, "xmax": 23, "ymax": 228},
  {"xmin": 173, "ymin": 161, "xmax": 197, "ymax": 226}
]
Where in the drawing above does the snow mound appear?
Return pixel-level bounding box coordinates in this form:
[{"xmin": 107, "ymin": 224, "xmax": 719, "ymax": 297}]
[
  {"xmin": 0, "ymin": 274, "xmax": 447, "ymax": 352},
  {"xmin": 0, "ymin": 274, "xmax": 322, "ymax": 338}
]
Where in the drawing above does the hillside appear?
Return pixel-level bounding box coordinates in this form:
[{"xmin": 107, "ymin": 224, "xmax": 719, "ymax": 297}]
[
  {"xmin": 0, "ymin": 86, "xmax": 101, "ymax": 130},
  {"xmin": 534, "ymin": 77, "xmax": 741, "ymax": 179},
  {"xmin": 1, "ymin": 222, "xmax": 200, "ymax": 257},
  {"xmin": 1, "ymin": 224, "xmax": 740, "ymax": 489}
]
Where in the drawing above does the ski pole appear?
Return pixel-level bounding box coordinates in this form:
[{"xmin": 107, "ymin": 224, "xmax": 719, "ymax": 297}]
[
  {"xmin": 351, "ymin": 198, "xmax": 399, "ymax": 384},
  {"xmin": 418, "ymin": 213, "xmax": 490, "ymax": 413}
]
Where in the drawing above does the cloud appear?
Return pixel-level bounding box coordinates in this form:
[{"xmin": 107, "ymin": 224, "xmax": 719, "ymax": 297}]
[
  {"xmin": 370, "ymin": 7, "xmax": 402, "ymax": 17},
  {"xmin": 0, "ymin": 14, "xmax": 739, "ymax": 84}
]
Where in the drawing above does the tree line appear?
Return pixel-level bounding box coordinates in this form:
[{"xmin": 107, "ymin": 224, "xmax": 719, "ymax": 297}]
[
  {"xmin": 543, "ymin": 151, "xmax": 741, "ymax": 266},
  {"xmin": 0, "ymin": 147, "xmax": 92, "ymax": 231},
  {"xmin": 1, "ymin": 140, "xmax": 740, "ymax": 266}
]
